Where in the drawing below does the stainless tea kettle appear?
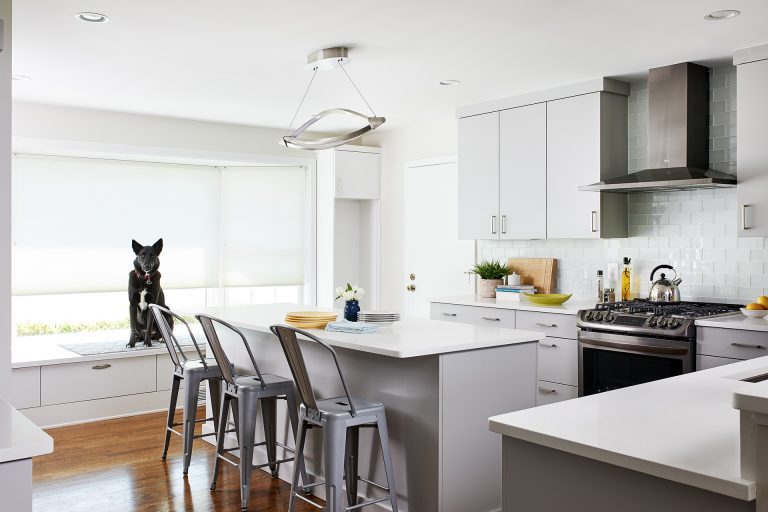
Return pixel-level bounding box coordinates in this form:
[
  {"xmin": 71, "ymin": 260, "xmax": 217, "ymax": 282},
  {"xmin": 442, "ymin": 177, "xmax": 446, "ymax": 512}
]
[{"xmin": 649, "ymin": 264, "xmax": 682, "ymax": 302}]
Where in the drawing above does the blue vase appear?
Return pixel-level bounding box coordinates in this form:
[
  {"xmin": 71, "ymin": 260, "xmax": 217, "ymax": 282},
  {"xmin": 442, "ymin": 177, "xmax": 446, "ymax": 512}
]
[{"xmin": 344, "ymin": 300, "xmax": 360, "ymax": 322}]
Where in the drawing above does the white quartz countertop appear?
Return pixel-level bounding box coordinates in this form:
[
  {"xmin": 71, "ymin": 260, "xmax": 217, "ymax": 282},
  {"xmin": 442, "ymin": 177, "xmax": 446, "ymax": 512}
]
[
  {"xmin": 430, "ymin": 295, "xmax": 596, "ymax": 315},
  {"xmin": 696, "ymin": 313, "xmax": 768, "ymax": 332},
  {"xmin": 0, "ymin": 398, "xmax": 53, "ymax": 463},
  {"xmin": 189, "ymin": 303, "xmax": 545, "ymax": 358},
  {"xmin": 489, "ymin": 356, "xmax": 768, "ymax": 501}
]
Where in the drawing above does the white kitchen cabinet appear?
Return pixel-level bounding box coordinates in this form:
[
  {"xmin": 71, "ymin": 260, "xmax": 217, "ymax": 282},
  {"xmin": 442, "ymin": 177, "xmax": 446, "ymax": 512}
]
[
  {"xmin": 429, "ymin": 302, "xmax": 516, "ymax": 329},
  {"xmin": 697, "ymin": 326, "xmax": 768, "ymax": 361},
  {"xmin": 10, "ymin": 367, "xmax": 40, "ymax": 410},
  {"xmin": 500, "ymin": 103, "xmax": 547, "ymax": 239},
  {"xmin": 697, "ymin": 354, "xmax": 741, "ymax": 370},
  {"xmin": 537, "ymin": 338, "xmax": 578, "ymax": 386},
  {"xmin": 334, "ymin": 149, "xmax": 380, "ymax": 200},
  {"xmin": 736, "ymin": 46, "xmax": 768, "ymax": 237},
  {"xmin": 458, "ymin": 112, "xmax": 499, "ymax": 239},
  {"xmin": 536, "ymin": 380, "xmax": 578, "ymax": 406},
  {"xmin": 546, "ymin": 92, "xmax": 628, "ymax": 239}
]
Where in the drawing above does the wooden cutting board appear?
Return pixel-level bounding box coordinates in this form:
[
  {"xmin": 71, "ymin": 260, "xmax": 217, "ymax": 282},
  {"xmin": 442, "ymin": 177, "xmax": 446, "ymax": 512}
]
[{"xmin": 506, "ymin": 258, "xmax": 557, "ymax": 294}]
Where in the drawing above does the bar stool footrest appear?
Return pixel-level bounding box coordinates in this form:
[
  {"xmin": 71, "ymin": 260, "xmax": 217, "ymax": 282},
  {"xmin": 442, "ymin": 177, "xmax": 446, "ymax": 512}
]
[
  {"xmin": 346, "ymin": 496, "xmax": 390, "ymax": 511},
  {"xmin": 293, "ymin": 492, "xmax": 324, "ymax": 510}
]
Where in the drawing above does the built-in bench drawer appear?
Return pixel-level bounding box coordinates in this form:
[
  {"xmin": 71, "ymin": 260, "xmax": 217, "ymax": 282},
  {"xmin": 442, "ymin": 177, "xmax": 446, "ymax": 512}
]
[
  {"xmin": 41, "ymin": 356, "xmax": 156, "ymax": 406},
  {"xmin": 537, "ymin": 338, "xmax": 578, "ymax": 386},
  {"xmin": 430, "ymin": 303, "xmax": 516, "ymax": 329},
  {"xmin": 11, "ymin": 367, "xmax": 41, "ymax": 409},
  {"xmin": 697, "ymin": 327, "xmax": 768, "ymax": 361},
  {"xmin": 517, "ymin": 311, "xmax": 577, "ymax": 340},
  {"xmin": 536, "ymin": 380, "xmax": 578, "ymax": 406}
]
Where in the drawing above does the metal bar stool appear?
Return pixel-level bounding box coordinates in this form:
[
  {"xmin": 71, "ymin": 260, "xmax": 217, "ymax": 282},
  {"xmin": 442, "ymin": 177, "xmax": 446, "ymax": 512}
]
[
  {"xmin": 270, "ymin": 324, "xmax": 399, "ymax": 512},
  {"xmin": 149, "ymin": 304, "xmax": 224, "ymax": 475},
  {"xmin": 197, "ymin": 314, "xmax": 308, "ymax": 511}
]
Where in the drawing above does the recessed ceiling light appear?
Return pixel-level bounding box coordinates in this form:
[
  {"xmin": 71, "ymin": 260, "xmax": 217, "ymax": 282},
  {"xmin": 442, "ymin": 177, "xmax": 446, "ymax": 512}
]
[
  {"xmin": 12, "ymin": 75, "xmax": 31, "ymax": 81},
  {"xmin": 76, "ymin": 12, "xmax": 109, "ymax": 23},
  {"xmin": 438, "ymin": 80, "xmax": 461, "ymax": 86},
  {"xmin": 704, "ymin": 10, "xmax": 741, "ymax": 20}
]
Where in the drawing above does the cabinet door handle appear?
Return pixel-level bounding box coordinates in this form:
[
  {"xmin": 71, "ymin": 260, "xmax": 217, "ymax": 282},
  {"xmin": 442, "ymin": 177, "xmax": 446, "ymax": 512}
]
[
  {"xmin": 442, "ymin": 312, "xmax": 457, "ymax": 317},
  {"xmin": 536, "ymin": 322, "xmax": 558, "ymax": 328},
  {"xmin": 491, "ymin": 215, "xmax": 497, "ymax": 235},
  {"xmin": 481, "ymin": 316, "xmax": 501, "ymax": 322},
  {"xmin": 731, "ymin": 342, "xmax": 765, "ymax": 350},
  {"xmin": 92, "ymin": 363, "xmax": 112, "ymax": 370},
  {"xmin": 591, "ymin": 211, "xmax": 598, "ymax": 233},
  {"xmin": 538, "ymin": 387, "xmax": 557, "ymax": 394},
  {"xmin": 538, "ymin": 341, "xmax": 558, "ymax": 348},
  {"xmin": 501, "ymin": 215, "xmax": 507, "ymax": 235},
  {"xmin": 742, "ymin": 204, "xmax": 751, "ymax": 230}
]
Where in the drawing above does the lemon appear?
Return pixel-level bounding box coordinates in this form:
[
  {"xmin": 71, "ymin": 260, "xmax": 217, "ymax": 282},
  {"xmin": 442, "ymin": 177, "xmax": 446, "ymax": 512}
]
[
  {"xmin": 746, "ymin": 303, "xmax": 765, "ymax": 311},
  {"xmin": 758, "ymin": 296, "xmax": 768, "ymax": 309}
]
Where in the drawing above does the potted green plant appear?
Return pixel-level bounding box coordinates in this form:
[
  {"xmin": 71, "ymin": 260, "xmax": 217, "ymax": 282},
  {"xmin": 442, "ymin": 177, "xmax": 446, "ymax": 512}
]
[{"xmin": 469, "ymin": 260, "xmax": 511, "ymax": 298}]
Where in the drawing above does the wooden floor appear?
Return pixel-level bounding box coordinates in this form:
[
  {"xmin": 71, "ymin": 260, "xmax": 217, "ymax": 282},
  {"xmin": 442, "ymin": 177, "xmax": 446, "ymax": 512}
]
[{"xmin": 33, "ymin": 408, "xmax": 318, "ymax": 512}]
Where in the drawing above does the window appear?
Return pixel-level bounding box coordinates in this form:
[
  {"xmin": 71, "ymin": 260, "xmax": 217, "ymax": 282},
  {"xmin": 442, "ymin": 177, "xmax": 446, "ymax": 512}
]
[{"xmin": 11, "ymin": 154, "xmax": 310, "ymax": 338}]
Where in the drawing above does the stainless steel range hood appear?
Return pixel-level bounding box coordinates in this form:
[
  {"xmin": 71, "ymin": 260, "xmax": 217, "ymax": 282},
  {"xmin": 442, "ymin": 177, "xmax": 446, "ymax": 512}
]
[{"xmin": 580, "ymin": 62, "xmax": 736, "ymax": 193}]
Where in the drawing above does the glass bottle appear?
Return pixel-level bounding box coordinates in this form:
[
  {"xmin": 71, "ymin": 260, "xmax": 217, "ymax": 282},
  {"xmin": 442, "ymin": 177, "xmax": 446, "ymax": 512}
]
[
  {"xmin": 621, "ymin": 257, "xmax": 632, "ymax": 301},
  {"xmin": 596, "ymin": 270, "xmax": 604, "ymax": 303}
]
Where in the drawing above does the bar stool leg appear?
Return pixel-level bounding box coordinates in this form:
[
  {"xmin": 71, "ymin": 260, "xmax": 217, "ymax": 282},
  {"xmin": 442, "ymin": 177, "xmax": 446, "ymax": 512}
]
[
  {"xmin": 323, "ymin": 421, "xmax": 347, "ymax": 512},
  {"xmin": 238, "ymin": 394, "xmax": 260, "ymax": 511},
  {"xmin": 344, "ymin": 426, "xmax": 360, "ymax": 506},
  {"xmin": 262, "ymin": 397, "xmax": 278, "ymax": 476},
  {"xmin": 210, "ymin": 393, "xmax": 232, "ymax": 491},
  {"xmin": 161, "ymin": 375, "xmax": 182, "ymax": 460},
  {"xmin": 285, "ymin": 390, "xmax": 309, "ymax": 490},
  {"xmin": 288, "ymin": 413, "xmax": 308, "ymax": 512},
  {"xmin": 208, "ymin": 378, "xmax": 222, "ymax": 433},
  {"xmin": 376, "ymin": 412, "xmax": 399, "ymax": 512},
  {"xmin": 182, "ymin": 374, "xmax": 202, "ymax": 475}
]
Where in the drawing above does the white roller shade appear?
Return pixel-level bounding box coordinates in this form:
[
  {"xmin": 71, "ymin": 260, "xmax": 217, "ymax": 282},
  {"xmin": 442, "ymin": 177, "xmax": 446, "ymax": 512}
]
[
  {"xmin": 12, "ymin": 155, "xmax": 307, "ymax": 295},
  {"xmin": 220, "ymin": 166, "xmax": 306, "ymax": 287}
]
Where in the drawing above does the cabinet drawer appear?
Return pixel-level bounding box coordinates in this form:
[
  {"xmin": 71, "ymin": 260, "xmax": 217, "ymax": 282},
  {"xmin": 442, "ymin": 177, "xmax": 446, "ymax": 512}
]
[
  {"xmin": 536, "ymin": 381, "xmax": 578, "ymax": 406},
  {"xmin": 697, "ymin": 327, "xmax": 768, "ymax": 360},
  {"xmin": 11, "ymin": 367, "xmax": 41, "ymax": 409},
  {"xmin": 41, "ymin": 356, "xmax": 156, "ymax": 406},
  {"xmin": 537, "ymin": 337, "xmax": 578, "ymax": 386},
  {"xmin": 430, "ymin": 303, "xmax": 516, "ymax": 328},
  {"xmin": 698, "ymin": 354, "xmax": 742, "ymax": 371},
  {"xmin": 516, "ymin": 311, "xmax": 577, "ymax": 340}
]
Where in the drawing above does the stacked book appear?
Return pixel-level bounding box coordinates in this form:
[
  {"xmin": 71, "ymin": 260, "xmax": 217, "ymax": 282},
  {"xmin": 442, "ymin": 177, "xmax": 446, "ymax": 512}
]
[{"xmin": 496, "ymin": 284, "xmax": 536, "ymax": 301}]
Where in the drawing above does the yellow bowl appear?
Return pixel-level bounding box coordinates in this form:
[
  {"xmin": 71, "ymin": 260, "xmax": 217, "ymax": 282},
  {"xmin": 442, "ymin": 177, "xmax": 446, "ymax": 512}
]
[{"xmin": 523, "ymin": 293, "xmax": 572, "ymax": 305}]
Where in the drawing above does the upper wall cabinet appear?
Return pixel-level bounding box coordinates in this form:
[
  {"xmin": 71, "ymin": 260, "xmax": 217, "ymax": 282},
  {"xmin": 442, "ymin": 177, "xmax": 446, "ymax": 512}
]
[
  {"xmin": 457, "ymin": 78, "xmax": 629, "ymax": 240},
  {"xmin": 735, "ymin": 45, "xmax": 768, "ymax": 237},
  {"xmin": 328, "ymin": 147, "xmax": 380, "ymax": 199}
]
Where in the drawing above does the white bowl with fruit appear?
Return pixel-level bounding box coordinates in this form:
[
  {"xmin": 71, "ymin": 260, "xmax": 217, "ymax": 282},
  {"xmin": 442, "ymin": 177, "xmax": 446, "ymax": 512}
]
[{"xmin": 741, "ymin": 296, "xmax": 768, "ymax": 318}]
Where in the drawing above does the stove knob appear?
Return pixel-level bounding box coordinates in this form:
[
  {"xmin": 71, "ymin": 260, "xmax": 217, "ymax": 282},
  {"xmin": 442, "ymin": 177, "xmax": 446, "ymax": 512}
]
[
  {"xmin": 668, "ymin": 319, "xmax": 681, "ymax": 329},
  {"xmin": 658, "ymin": 317, "xmax": 669, "ymax": 328},
  {"xmin": 605, "ymin": 313, "xmax": 616, "ymax": 323},
  {"xmin": 648, "ymin": 316, "xmax": 659, "ymax": 327},
  {"xmin": 595, "ymin": 312, "xmax": 605, "ymax": 322}
]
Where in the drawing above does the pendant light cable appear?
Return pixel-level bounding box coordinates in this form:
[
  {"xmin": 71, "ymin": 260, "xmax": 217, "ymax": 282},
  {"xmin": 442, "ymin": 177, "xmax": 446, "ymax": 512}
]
[
  {"xmin": 285, "ymin": 67, "xmax": 318, "ymax": 135},
  {"xmin": 338, "ymin": 60, "xmax": 376, "ymax": 117}
]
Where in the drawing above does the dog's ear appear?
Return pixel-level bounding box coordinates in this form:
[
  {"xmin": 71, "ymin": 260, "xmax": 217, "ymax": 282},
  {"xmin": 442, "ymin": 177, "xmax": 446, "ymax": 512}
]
[
  {"xmin": 132, "ymin": 240, "xmax": 143, "ymax": 255},
  {"xmin": 152, "ymin": 238, "xmax": 163, "ymax": 255}
]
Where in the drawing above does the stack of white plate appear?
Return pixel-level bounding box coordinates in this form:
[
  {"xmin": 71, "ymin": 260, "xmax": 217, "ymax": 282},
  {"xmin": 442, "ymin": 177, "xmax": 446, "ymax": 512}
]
[{"xmin": 357, "ymin": 311, "xmax": 401, "ymax": 327}]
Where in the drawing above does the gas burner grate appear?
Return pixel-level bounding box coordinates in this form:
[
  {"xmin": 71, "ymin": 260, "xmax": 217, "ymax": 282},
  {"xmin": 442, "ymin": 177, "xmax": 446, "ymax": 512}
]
[{"xmin": 591, "ymin": 300, "xmax": 741, "ymax": 318}]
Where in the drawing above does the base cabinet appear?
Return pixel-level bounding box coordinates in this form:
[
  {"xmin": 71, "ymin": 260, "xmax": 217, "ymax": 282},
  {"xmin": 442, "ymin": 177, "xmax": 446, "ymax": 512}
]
[{"xmin": 536, "ymin": 381, "xmax": 579, "ymax": 405}]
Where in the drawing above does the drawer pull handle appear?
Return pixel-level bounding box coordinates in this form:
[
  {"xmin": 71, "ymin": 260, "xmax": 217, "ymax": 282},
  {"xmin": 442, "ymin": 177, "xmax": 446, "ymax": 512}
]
[
  {"xmin": 538, "ymin": 387, "xmax": 557, "ymax": 394},
  {"xmin": 731, "ymin": 343, "xmax": 765, "ymax": 350},
  {"xmin": 538, "ymin": 342, "xmax": 558, "ymax": 348},
  {"xmin": 92, "ymin": 363, "xmax": 112, "ymax": 370},
  {"xmin": 442, "ymin": 312, "xmax": 457, "ymax": 317},
  {"xmin": 536, "ymin": 323, "xmax": 557, "ymax": 328},
  {"xmin": 481, "ymin": 317, "xmax": 501, "ymax": 322}
]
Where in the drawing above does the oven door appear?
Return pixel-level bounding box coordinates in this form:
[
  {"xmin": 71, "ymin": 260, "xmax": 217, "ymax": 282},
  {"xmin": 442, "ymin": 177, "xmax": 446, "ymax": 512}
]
[{"xmin": 578, "ymin": 330, "xmax": 693, "ymax": 396}]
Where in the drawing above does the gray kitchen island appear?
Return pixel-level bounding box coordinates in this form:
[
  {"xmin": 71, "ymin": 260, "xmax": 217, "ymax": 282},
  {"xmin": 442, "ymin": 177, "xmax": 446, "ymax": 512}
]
[{"xmin": 193, "ymin": 303, "xmax": 544, "ymax": 512}]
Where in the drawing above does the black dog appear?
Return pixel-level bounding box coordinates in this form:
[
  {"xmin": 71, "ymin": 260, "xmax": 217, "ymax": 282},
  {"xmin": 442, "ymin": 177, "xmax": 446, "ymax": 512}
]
[{"xmin": 127, "ymin": 238, "xmax": 172, "ymax": 347}]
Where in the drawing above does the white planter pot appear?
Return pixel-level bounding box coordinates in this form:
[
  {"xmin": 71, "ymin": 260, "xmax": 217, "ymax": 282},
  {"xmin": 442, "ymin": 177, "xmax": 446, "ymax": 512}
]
[{"xmin": 478, "ymin": 279, "xmax": 504, "ymax": 298}]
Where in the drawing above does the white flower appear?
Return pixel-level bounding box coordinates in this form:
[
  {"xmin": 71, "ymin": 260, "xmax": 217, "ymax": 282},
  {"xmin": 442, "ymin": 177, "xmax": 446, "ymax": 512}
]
[
  {"xmin": 335, "ymin": 286, "xmax": 345, "ymax": 296},
  {"xmin": 341, "ymin": 290, "xmax": 355, "ymax": 301},
  {"xmin": 354, "ymin": 287, "xmax": 365, "ymax": 299}
]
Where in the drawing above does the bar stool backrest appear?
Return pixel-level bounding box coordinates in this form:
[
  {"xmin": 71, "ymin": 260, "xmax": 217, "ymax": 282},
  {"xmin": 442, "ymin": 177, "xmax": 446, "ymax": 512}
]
[
  {"xmin": 270, "ymin": 324, "xmax": 357, "ymax": 416},
  {"xmin": 149, "ymin": 304, "xmax": 208, "ymax": 372},
  {"xmin": 196, "ymin": 314, "xmax": 265, "ymax": 389}
]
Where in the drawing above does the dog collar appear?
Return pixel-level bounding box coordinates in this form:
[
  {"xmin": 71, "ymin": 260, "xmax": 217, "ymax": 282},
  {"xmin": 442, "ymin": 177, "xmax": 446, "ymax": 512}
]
[{"xmin": 135, "ymin": 270, "xmax": 156, "ymax": 285}]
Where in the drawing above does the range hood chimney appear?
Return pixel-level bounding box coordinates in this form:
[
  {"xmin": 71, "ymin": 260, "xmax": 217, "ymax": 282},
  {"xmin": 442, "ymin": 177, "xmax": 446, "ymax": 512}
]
[{"xmin": 580, "ymin": 62, "xmax": 736, "ymax": 192}]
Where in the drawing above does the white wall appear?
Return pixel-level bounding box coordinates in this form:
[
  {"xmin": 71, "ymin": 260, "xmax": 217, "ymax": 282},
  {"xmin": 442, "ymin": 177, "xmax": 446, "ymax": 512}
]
[
  {"xmin": 364, "ymin": 114, "xmax": 458, "ymax": 311},
  {"xmin": 0, "ymin": 0, "xmax": 12, "ymax": 399}
]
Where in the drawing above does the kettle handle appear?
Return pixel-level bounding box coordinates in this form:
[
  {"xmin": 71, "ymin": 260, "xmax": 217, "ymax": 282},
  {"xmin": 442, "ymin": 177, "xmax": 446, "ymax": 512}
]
[{"xmin": 650, "ymin": 264, "xmax": 674, "ymax": 282}]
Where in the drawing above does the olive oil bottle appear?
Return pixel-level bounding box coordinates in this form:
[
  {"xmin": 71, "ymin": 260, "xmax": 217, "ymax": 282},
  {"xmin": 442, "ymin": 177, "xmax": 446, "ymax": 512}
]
[{"xmin": 621, "ymin": 257, "xmax": 632, "ymax": 301}]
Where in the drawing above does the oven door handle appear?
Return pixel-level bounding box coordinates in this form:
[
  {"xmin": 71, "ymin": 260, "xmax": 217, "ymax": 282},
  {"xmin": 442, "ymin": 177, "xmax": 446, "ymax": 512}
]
[{"xmin": 579, "ymin": 337, "xmax": 689, "ymax": 356}]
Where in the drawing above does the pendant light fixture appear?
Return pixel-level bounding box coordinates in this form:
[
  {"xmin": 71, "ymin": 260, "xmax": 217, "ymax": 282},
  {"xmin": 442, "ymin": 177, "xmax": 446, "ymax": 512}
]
[{"xmin": 281, "ymin": 47, "xmax": 385, "ymax": 150}]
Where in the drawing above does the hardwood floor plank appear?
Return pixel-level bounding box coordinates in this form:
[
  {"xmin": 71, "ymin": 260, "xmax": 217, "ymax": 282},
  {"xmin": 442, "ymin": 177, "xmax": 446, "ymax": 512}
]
[{"xmin": 33, "ymin": 408, "xmax": 319, "ymax": 511}]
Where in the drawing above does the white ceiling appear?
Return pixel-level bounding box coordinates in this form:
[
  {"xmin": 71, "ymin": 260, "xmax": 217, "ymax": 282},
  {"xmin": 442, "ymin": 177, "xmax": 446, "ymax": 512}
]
[{"xmin": 11, "ymin": 0, "xmax": 768, "ymax": 132}]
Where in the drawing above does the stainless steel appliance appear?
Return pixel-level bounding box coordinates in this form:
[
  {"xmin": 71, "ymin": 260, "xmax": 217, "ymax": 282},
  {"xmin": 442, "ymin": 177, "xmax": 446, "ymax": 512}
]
[
  {"xmin": 577, "ymin": 300, "xmax": 741, "ymax": 396},
  {"xmin": 648, "ymin": 264, "xmax": 682, "ymax": 302}
]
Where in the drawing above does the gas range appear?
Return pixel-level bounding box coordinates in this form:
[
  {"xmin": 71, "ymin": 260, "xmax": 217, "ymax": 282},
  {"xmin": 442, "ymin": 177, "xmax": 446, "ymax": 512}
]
[{"xmin": 577, "ymin": 300, "xmax": 742, "ymax": 339}]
